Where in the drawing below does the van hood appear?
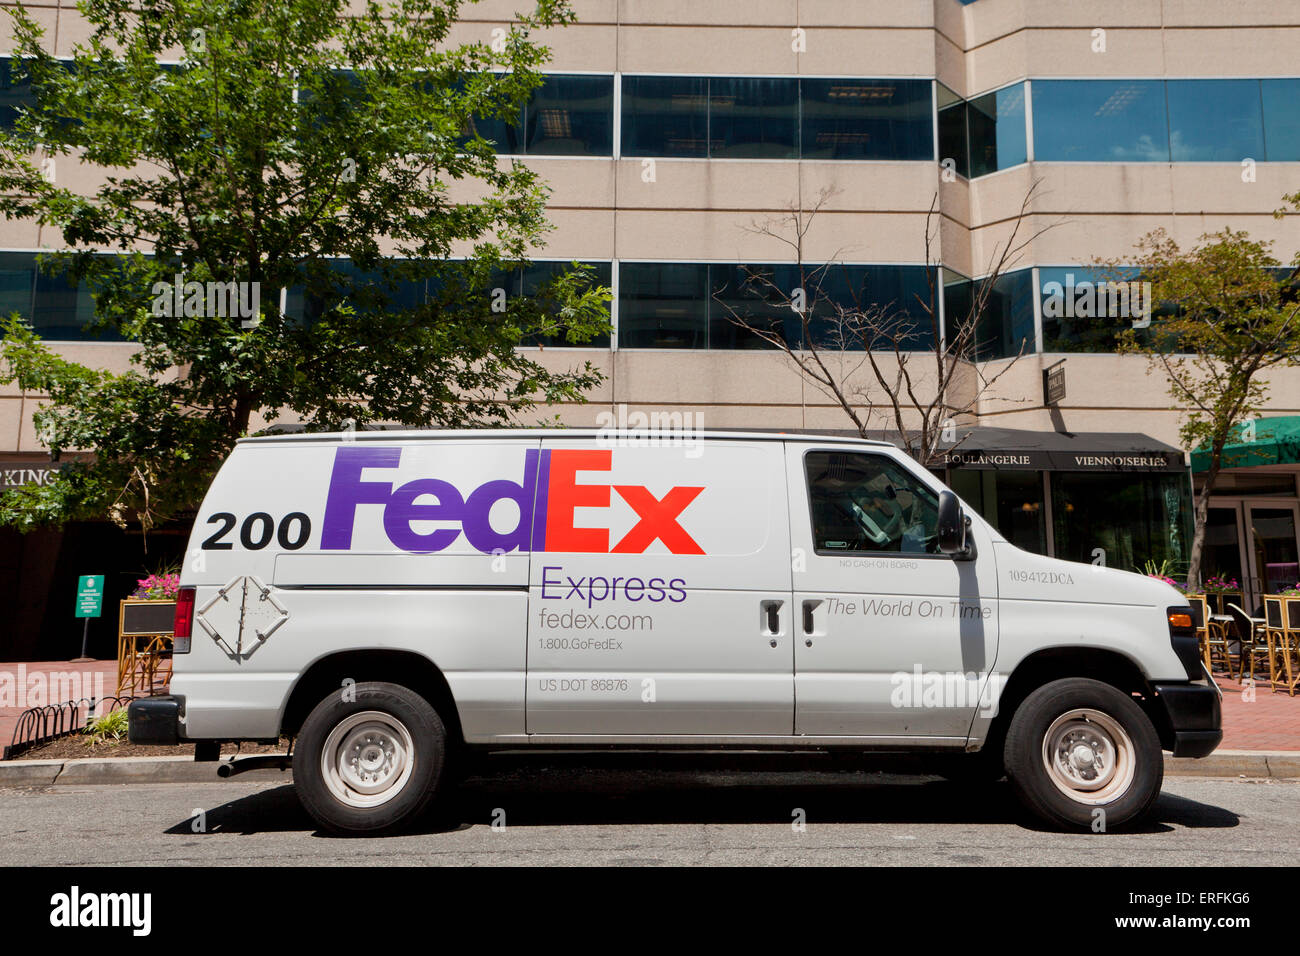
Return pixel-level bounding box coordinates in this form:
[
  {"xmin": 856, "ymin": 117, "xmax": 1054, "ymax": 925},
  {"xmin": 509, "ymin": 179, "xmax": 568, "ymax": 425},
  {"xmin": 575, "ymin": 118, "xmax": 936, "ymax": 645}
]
[{"xmin": 993, "ymin": 542, "xmax": 1185, "ymax": 608}]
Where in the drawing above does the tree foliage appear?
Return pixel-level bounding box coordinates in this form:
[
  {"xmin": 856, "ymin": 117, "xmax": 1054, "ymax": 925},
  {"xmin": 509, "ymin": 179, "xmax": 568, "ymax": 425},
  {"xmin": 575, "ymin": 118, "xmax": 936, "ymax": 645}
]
[
  {"xmin": 1117, "ymin": 218, "xmax": 1300, "ymax": 584},
  {"xmin": 0, "ymin": 0, "xmax": 610, "ymax": 533}
]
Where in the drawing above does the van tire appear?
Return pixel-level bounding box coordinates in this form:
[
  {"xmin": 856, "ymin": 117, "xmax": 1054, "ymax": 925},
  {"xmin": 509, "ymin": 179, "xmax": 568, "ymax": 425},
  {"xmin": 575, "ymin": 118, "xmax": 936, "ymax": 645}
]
[
  {"xmin": 1004, "ymin": 677, "xmax": 1161, "ymax": 831},
  {"xmin": 294, "ymin": 681, "xmax": 446, "ymax": 835}
]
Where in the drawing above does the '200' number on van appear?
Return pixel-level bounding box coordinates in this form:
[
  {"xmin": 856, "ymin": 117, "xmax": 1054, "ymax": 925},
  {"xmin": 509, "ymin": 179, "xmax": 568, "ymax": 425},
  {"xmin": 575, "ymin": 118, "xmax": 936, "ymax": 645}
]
[{"xmin": 202, "ymin": 512, "xmax": 312, "ymax": 550}]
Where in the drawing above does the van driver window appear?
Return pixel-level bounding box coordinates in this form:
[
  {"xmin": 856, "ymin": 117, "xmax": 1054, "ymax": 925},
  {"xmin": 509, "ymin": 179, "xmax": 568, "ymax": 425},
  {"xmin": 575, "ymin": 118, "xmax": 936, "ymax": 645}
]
[{"xmin": 805, "ymin": 451, "xmax": 941, "ymax": 554}]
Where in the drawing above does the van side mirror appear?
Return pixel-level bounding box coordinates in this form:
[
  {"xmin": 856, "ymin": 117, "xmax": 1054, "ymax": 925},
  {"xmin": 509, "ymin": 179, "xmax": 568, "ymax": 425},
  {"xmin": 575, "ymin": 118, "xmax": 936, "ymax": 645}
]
[{"xmin": 937, "ymin": 491, "xmax": 971, "ymax": 557}]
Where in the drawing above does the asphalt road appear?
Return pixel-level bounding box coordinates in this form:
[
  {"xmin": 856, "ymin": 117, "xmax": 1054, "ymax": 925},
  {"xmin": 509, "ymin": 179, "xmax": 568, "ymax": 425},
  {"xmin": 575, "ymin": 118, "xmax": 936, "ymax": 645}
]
[{"xmin": 1, "ymin": 755, "xmax": 1296, "ymax": 866}]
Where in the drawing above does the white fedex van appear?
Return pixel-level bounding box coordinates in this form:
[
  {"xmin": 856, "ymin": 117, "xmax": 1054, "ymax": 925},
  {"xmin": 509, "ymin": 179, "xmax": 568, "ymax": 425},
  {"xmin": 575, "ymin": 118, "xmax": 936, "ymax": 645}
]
[{"xmin": 129, "ymin": 430, "xmax": 1220, "ymax": 834}]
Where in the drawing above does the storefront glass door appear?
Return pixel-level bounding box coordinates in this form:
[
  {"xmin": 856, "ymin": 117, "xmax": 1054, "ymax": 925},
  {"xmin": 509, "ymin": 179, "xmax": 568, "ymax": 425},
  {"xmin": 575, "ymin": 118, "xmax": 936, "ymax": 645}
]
[
  {"xmin": 1248, "ymin": 504, "xmax": 1300, "ymax": 598},
  {"xmin": 1205, "ymin": 499, "xmax": 1300, "ymax": 611}
]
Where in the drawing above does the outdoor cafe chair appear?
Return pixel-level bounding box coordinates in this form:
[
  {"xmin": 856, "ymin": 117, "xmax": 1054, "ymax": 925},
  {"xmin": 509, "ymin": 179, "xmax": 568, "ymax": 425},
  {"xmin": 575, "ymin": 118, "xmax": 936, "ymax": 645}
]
[
  {"xmin": 1187, "ymin": 594, "xmax": 1213, "ymax": 671},
  {"xmin": 1265, "ymin": 596, "xmax": 1300, "ymax": 697},
  {"xmin": 1228, "ymin": 602, "xmax": 1270, "ymax": 685},
  {"xmin": 1192, "ymin": 594, "xmax": 1237, "ymax": 679}
]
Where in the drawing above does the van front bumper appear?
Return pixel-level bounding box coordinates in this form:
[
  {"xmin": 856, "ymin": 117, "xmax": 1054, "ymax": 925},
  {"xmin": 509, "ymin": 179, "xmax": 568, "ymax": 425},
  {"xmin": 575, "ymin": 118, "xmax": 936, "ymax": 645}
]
[
  {"xmin": 1153, "ymin": 682, "xmax": 1222, "ymax": 758},
  {"xmin": 127, "ymin": 695, "xmax": 185, "ymax": 745}
]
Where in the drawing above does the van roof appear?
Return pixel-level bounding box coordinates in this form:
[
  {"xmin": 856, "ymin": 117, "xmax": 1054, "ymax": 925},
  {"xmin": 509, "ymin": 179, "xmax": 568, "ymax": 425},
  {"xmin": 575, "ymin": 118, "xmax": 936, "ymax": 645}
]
[{"xmin": 238, "ymin": 428, "xmax": 895, "ymax": 447}]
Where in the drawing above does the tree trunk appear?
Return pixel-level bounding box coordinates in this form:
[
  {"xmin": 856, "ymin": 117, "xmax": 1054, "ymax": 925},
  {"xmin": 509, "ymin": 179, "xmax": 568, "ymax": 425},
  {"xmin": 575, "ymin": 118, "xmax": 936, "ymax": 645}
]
[{"xmin": 1185, "ymin": 438, "xmax": 1225, "ymax": 588}]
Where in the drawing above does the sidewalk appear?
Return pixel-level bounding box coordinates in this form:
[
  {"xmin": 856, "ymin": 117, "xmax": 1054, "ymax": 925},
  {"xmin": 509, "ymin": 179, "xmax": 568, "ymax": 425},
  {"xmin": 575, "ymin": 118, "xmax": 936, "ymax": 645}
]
[
  {"xmin": 1, "ymin": 660, "xmax": 1297, "ymax": 754},
  {"xmin": 1214, "ymin": 674, "xmax": 1300, "ymax": 751}
]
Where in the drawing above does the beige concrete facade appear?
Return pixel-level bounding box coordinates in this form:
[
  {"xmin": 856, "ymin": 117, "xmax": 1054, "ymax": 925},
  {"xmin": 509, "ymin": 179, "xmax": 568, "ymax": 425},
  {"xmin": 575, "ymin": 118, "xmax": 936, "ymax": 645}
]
[{"xmin": 2, "ymin": 0, "xmax": 1299, "ymax": 455}]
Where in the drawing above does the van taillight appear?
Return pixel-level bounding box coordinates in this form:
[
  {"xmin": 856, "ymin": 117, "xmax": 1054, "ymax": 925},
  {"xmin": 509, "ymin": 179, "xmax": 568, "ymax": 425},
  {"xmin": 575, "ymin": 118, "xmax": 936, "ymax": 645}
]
[{"xmin": 173, "ymin": 587, "xmax": 196, "ymax": 654}]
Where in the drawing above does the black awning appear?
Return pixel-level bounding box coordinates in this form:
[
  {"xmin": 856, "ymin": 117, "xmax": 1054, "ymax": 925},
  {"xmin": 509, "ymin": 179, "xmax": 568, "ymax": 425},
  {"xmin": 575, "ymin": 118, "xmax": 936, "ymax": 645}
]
[{"xmin": 934, "ymin": 427, "xmax": 1186, "ymax": 473}]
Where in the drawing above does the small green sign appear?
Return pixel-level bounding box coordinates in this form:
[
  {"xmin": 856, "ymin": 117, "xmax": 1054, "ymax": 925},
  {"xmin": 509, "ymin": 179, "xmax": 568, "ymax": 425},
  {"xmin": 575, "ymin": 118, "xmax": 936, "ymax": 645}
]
[{"xmin": 75, "ymin": 574, "xmax": 104, "ymax": 619}]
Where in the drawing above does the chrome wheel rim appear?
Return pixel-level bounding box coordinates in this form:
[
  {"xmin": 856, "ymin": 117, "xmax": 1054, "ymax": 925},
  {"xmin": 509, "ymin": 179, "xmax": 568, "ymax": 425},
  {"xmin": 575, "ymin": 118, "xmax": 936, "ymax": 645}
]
[
  {"xmin": 321, "ymin": 710, "xmax": 415, "ymax": 809},
  {"xmin": 1041, "ymin": 708, "xmax": 1135, "ymax": 805}
]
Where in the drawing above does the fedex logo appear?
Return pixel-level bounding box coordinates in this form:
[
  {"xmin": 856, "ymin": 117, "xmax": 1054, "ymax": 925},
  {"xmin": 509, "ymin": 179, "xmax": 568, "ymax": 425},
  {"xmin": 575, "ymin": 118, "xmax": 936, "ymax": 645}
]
[{"xmin": 321, "ymin": 446, "xmax": 706, "ymax": 555}]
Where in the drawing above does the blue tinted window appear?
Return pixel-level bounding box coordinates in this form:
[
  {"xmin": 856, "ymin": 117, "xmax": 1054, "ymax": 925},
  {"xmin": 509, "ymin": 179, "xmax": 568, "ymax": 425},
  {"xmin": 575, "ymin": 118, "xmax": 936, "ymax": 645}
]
[
  {"xmin": 808, "ymin": 265, "xmax": 937, "ymax": 350},
  {"xmin": 617, "ymin": 262, "xmax": 708, "ymax": 348},
  {"xmin": 286, "ymin": 259, "xmax": 425, "ymax": 326},
  {"xmin": 799, "ymin": 78, "xmax": 932, "ymax": 160},
  {"xmin": 1262, "ymin": 79, "xmax": 1300, "ymax": 162},
  {"xmin": 948, "ymin": 268, "xmax": 1034, "ymax": 360},
  {"xmin": 1032, "ymin": 80, "xmax": 1169, "ymax": 162},
  {"xmin": 521, "ymin": 261, "xmax": 612, "ymax": 347},
  {"xmin": 0, "ymin": 57, "xmax": 34, "ymax": 129},
  {"xmin": 0, "ymin": 251, "xmax": 36, "ymax": 323},
  {"xmin": 459, "ymin": 73, "xmax": 526, "ymax": 154},
  {"xmin": 1167, "ymin": 79, "xmax": 1265, "ymax": 162},
  {"xmin": 0, "ymin": 252, "xmax": 123, "ymax": 341},
  {"xmin": 936, "ymin": 84, "xmax": 968, "ymax": 178},
  {"xmin": 967, "ymin": 83, "xmax": 1027, "ymax": 176},
  {"xmin": 708, "ymin": 263, "xmax": 803, "ymax": 348},
  {"xmin": 1039, "ymin": 265, "xmax": 1150, "ymax": 352},
  {"xmin": 460, "ymin": 73, "xmax": 611, "ymax": 156},
  {"xmin": 621, "ymin": 75, "xmax": 707, "ymax": 158},
  {"xmin": 525, "ymin": 74, "xmax": 613, "ymax": 156},
  {"xmin": 708, "ymin": 77, "xmax": 798, "ymax": 159}
]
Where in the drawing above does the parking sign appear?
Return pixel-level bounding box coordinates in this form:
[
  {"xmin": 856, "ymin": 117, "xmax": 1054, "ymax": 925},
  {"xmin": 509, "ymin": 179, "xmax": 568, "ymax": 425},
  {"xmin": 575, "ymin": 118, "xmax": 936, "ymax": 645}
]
[{"xmin": 75, "ymin": 574, "xmax": 104, "ymax": 619}]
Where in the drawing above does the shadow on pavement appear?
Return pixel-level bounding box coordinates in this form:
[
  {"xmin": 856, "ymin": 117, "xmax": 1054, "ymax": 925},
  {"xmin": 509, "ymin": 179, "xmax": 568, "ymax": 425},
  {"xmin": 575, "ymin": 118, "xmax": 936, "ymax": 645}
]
[{"xmin": 162, "ymin": 752, "xmax": 1240, "ymax": 837}]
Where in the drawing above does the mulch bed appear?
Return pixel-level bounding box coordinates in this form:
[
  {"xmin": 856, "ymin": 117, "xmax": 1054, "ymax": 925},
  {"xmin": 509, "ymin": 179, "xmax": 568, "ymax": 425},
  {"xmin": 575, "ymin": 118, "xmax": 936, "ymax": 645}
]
[{"xmin": 10, "ymin": 735, "xmax": 291, "ymax": 761}]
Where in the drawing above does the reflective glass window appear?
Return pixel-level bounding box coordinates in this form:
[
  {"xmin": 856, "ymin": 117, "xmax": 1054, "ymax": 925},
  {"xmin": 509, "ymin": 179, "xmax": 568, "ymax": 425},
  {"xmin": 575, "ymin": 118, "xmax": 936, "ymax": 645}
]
[
  {"xmin": 950, "ymin": 268, "xmax": 1034, "ymax": 360},
  {"xmin": 525, "ymin": 73, "xmax": 613, "ymax": 156},
  {"xmin": 936, "ymin": 83, "xmax": 968, "ymax": 178},
  {"xmin": 1166, "ymin": 79, "xmax": 1265, "ymax": 162},
  {"xmin": 521, "ymin": 260, "xmax": 612, "ymax": 347},
  {"xmin": 799, "ymin": 78, "xmax": 932, "ymax": 160},
  {"xmin": 1262, "ymin": 79, "xmax": 1300, "ymax": 161},
  {"xmin": 620, "ymin": 75, "xmax": 707, "ymax": 158},
  {"xmin": 967, "ymin": 83, "xmax": 1027, "ymax": 176},
  {"xmin": 1032, "ymin": 80, "xmax": 1169, "ymax": 162},
  {"xmin": 707, "ymin": 77, "xmax": 798, "ymax": 159},
  {"xmin": 617, "ymin": 262, "xmax": 708, "ymax": 348}
]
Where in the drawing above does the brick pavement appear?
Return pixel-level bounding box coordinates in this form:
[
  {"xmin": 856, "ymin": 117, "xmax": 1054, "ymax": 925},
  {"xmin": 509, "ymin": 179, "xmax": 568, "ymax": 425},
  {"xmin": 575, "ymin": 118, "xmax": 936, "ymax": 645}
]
[
  {"xmin": 1214, "ymin": 673, "xmax": 1300, "ymax": 751},
  {"xmin": 0, "ymin": 660, "xmax": 122, "ymax": 750}
]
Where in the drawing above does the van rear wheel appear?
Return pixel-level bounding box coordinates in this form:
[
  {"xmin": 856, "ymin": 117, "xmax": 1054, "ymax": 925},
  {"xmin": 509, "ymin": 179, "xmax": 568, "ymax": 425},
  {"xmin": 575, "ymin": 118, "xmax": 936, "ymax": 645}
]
[
  {"xmin": 294, "ymin": 681, "xmax": 446, "ymax": 835},
  {"xmin": 1003, "ymin": 677, "xmax": 1162, "ymax": 831}
]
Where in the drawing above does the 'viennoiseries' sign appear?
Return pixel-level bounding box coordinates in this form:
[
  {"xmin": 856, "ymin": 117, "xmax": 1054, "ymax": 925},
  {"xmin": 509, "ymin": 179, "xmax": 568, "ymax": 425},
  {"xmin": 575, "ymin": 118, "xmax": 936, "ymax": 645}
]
[{"xmin": 940, "ymin": 449, "xmax": 1184, "ymax": 473}]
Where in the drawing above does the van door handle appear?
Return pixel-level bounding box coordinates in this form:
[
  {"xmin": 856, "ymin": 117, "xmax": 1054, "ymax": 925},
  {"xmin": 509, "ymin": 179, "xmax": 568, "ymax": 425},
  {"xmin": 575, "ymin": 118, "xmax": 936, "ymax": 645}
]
[
  {"xmin": 803, "ymin": 599, "xmax": 821, "ymax": 635},
  {"xmin": 763, "ymin": 600, "xmax": 783, "ymax": 635}
]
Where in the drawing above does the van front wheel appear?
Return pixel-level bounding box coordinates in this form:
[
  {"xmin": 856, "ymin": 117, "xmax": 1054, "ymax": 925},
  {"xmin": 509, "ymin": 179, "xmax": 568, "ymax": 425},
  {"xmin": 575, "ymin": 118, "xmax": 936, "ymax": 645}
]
[
  {"xmin": 294, "ymin": 681, "xmax": 446, "ymax": 835},
  {"xmin": 1004, "ymin": 678, "xmax": 1162, "ymax": 831}
]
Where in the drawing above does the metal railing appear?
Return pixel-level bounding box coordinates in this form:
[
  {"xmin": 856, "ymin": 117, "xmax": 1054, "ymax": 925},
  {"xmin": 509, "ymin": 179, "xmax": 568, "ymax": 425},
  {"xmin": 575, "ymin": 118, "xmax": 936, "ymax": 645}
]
[{"xmin": 3, "ymin": 695, "xmax": 135, "ymax": 761}]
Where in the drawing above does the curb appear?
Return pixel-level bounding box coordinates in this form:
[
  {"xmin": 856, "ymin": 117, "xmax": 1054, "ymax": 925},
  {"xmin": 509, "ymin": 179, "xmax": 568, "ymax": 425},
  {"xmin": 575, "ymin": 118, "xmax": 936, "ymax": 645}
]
[
  {"xmin": 0, "ymin": 755, "xmax": 293, "ymax": 786},
  {"xmin": 1165, "ymin": 750, "xmax": 1300, "ymax": 779},
  {"xmin": 0, "ymin": 751, "xmax": 1297, "ymax": 785}
]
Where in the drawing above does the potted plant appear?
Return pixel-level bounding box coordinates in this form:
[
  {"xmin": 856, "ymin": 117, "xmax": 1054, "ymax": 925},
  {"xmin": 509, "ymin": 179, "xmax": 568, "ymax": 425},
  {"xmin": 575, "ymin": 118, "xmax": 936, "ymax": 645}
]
[
  {"xmin": 1202, "ymin": 575, "xmax": 1241, "ymax": 594},
  {"xmin": 118, "ymin": 567, "xmax": 181, "ymax": 695},
  {"xmin": 1139, "ymin": 559, "xmax": 1187, "ymax": 595}
]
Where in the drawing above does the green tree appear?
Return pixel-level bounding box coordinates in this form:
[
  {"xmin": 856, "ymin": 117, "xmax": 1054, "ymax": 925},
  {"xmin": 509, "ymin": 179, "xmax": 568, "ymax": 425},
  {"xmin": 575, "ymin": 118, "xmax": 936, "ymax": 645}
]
[
  {"xmin": 1118, "ymin": 218, "xmax": 1300, "ymax": 587},
  {"xmin": 0, "ymin": 0, "xmax": 610, "ymax": 533}
]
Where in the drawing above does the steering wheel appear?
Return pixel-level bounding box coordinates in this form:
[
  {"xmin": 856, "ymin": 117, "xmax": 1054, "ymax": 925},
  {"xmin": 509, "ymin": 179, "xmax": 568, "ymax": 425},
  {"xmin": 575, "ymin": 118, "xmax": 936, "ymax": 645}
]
[{"xmin": 849, "ymin": 501, "xmax": 892, "ymax": 545}]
